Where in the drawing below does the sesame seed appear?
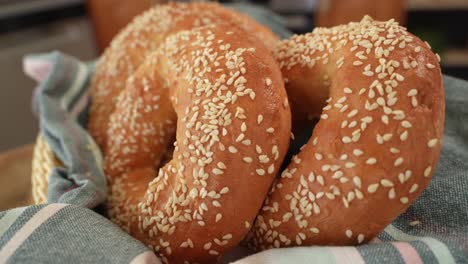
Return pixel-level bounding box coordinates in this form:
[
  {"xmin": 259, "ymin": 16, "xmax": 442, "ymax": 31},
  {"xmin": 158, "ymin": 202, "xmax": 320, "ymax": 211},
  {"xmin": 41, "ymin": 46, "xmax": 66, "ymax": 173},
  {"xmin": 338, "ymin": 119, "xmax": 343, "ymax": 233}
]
[
  {"xmin": 383, "ymin": 133, "xmax": 393, "ymax": 141},
  {"xmin": 357, "ymin": 234, "xmax": 365, "ymax": 243},
  {"xmin": 265, "ymin": 78, "xmax": 272, "ymax": 86},
  {"xmin": 424, "ymin": 166, "xmax": 432, "ymax": 177},
  {"xmin": 394, "ymin": 157, "xmax": 404, "ymax": 167},
  {"xmin": 366, "ymin": 158, "xmax": 377, "ymax": 165},
  {"xmin": 209, "ymin": 250, "xmax": 219, "ymax": 256},
  {"xmin": 409, "ymin": 184, "xmax": 419, "ymax": 193},
  {"xmin": 377, "ymin": 97, "xmax": 386, "ymax": 106},
  {"xmin": 257, "ymin": 115, "xmax": 263, "ymax": 124},
  {"xmin": 243, "ymin": 157, "xmax": 253, "ymax": 163},
  {"xmin": 353, "ymin": 176, "xmax": 362, "ymax": 188},
  {"xmin": 380, "ymin": 179, "xmax": 394, "ymax": 187},
  {"xmin": 367, "ymin": 183, "xmax": 379, "ymax": 193},
  {"xmin": 345, "ymin": 229, "xmax": 353, "ymax": 238},
  {"xmin": 213, "ymin": 168, "xmax": 223, "ymax": 175},
  {"xmin": 310, "ymin": 227, "xmax": 320, "ymax": 234},
  {"xmin": 388, "ymin": 188, "xmax": 396, "ymax": 199},
  {"xmin": 317, "ymin": 175, "xmax": 325, "ymax": 186},
  {"xmin": 215, "ymin": 213, "xmax": 222, "ymax": 222},
  {"xmin": 390, "ymin": 147, "xmax": 400, "ymax": 154},
  {"xmin": 347, "ymin": 109, "xmax": 358, "ymax": 118},
  {"xmin": 400, "ymin": 131, "xmax": 408, "ymax": 141},
  {"xmin": 427, "ymin": 138, "xmax": 438, "ymax": 148},
  {"xmin": 220, "ymin": 187, "xmax": 229, "ymax": 194},
  {"xmin": 256, "ymin": 169, "xmax": 265, "ymax": 176},
  {"xmin": 401, "ymin": 121, "xmax": 412, "ymax": 128},
  {"xmin": 332, "ymin": 171, "xmax": 344, "ymax": 179},
  {"xmin": 377, "ymin": 134, "xmax": 384, "ymax": 144},
  {"xmin": 256, "ymin": 145, "xmax": 262, "ymax": 154},
  {"xmin": 314, "ymin": 153, "xmax": 323, "ymax": 160},
  {"xmin": 411, "ymin": 96, "xmax": 418, "ymax": 107},
  {"xmin": 400, "ymin": 197, "xmax": 409, "ymax": 204},
  {"xmin": 353, "ymin": 149, "xmax": 363, "ymax": 156},
  {"xmin": 344, "ymin": 87, "xmax": 352, "ymax": 94},
  {"xmin": 426, "ymin": 63, "xmax": 436, "ymax": 69},
  {"xmin": 266, "ymin": 127, "xmax": 275, "ymax": 133},
  {"xmin": 268, "ymin": 164, "xmax": 275, "ymax": 174},
  {"xmin": 407, "ymin": 89, "xmax": 418, "ymax": 97},
  {"xmin": 410, "ymin": 220, "xmax": 420, "ymax": 226},
  {"xmin": 381, "ymin": 115, "xmax": 389, "ymax": 125},
  {"xmin": 321, "ymin": 164, "xmax": 330, "ymax": 171},
  {"xmin": 228, "ymin": 146, "xmax": 238, "ymax": 153},
  {"xmin": 204, "ymin": 242, "xmax": 212, "ymax": 250},
  {"xmin": 241, "ymin": 122, "xmax": 247, "ymax": 132}
]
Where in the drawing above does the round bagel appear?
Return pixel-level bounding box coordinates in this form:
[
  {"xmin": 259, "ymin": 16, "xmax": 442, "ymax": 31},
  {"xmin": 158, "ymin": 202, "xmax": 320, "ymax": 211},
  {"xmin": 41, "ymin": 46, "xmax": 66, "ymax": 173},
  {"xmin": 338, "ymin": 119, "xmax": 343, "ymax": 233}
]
[
  {"xmin": 88, "ymin": 3, "xmax": 279, "ymax": 150},
  {"xmin": 90, "ymin": 6, "xmax": 291, "ymax": 264},
  {"xmin": 249, "ymin": 16, "xmax": 445, "ymax": 249}
]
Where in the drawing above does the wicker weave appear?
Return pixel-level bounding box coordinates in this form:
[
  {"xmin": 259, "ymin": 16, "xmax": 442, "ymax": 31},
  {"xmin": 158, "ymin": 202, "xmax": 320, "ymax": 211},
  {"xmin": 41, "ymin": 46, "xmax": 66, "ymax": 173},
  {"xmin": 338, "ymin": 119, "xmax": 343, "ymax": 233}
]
[{"xmin": 31, "ymin": 133, "xmax": 62, "ymax": 204}]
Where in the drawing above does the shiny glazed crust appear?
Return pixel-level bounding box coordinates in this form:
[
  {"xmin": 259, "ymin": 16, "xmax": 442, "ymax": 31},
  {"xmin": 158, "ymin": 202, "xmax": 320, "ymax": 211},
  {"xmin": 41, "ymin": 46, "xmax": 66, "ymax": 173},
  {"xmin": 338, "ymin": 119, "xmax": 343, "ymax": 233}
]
[
  {"xmin": 88, "ymin": 3, "xmax": 278, "ymax": 149},
  {"xmin": 88, "ymin": 3, "xmax": 290, "ymax": 264},
  {"xmin": 249, "ymin": 16, "xmax": 444, "ymax": 249}
]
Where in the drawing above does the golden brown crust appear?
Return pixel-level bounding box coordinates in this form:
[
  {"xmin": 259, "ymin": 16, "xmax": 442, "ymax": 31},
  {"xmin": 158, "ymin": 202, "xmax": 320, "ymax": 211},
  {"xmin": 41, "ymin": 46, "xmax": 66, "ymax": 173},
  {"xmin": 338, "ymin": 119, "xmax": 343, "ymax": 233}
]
[
  {"xmin": 249, "ymin": 16, "xmax": 444, "ymax": 249},
  {"xmin": 88, "ymin": 3, "xmax": 278, "ymax": 151},
  {"xmin": 88, "ymin": 3, "xmax": 289, "ymax": 264}
]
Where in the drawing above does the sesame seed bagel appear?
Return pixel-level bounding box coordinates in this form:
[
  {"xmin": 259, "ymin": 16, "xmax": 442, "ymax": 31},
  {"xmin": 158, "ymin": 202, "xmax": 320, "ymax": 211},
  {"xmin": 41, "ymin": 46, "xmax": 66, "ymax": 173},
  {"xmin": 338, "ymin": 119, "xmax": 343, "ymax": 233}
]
[
  {"xmin": 249, "ymin": 16, "xmax": 445, "ymax": 249},
  {"xmin": 97, "ymin": 21, "xmax": 290, "ymax": 264},
  {"xmin": 88, "ymin": 2, "xmax": 279, "ymax": 150}
]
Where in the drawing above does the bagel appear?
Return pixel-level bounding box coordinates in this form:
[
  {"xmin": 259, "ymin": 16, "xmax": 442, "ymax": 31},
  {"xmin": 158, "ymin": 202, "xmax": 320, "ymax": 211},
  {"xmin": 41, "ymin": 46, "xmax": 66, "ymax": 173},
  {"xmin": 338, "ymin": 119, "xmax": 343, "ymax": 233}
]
[
  {"xmin": 249, "ymin": 16, "xmax": 444, "ymax": 250},
  {"xmin": 88, "ymin": 3, "xmax": 279, "ymax": 149},
  {"xmin": 88, "ymin": 4, "xmax": 291, "ymax": 264}
]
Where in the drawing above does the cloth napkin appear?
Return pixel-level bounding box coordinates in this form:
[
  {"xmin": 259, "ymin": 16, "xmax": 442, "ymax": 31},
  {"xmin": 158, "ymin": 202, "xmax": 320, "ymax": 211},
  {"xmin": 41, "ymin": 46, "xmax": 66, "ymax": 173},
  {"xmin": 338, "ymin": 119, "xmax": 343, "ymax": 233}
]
[{"xmin": 1, "ymin": 4, "xmax": 468, "ymax": 264}]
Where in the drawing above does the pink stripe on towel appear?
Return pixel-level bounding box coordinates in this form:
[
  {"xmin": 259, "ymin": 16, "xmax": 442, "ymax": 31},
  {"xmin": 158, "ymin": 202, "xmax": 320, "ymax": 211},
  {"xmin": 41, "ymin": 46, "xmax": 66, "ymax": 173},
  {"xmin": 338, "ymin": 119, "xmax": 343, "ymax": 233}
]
[
  {"xmin": 23, "ymin": 58, "xmax": 53, "ymax": 83},
  {"xmin": 0, "ymin": 204, "xmax": 67, "ymax": 262},
  {"xmin": 392, "ymin": 242, "xmax": 423, "ymax": 264}
]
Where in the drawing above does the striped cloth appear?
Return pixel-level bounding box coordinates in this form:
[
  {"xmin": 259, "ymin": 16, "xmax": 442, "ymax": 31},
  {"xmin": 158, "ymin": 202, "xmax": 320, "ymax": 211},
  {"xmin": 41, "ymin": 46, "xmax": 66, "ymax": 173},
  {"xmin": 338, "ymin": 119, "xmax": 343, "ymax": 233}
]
[{"xmin": 2, "ymin": 5, "xmax": 468, "ymax": 264}]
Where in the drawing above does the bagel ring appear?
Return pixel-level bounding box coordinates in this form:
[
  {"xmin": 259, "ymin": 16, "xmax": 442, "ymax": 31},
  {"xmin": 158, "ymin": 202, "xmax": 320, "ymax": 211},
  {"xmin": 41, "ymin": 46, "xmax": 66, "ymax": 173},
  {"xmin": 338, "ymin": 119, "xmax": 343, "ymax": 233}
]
[
  {"xmin": 249, "ymin": 16, "xmax": 444, "ymax": 250},
  {"xmin": 88, "ymin": 2, "xmax": 279, "ymax": 149},
  {"xmin": 89, "ymin": 3, "xmax": 291, "ymax": 263}
]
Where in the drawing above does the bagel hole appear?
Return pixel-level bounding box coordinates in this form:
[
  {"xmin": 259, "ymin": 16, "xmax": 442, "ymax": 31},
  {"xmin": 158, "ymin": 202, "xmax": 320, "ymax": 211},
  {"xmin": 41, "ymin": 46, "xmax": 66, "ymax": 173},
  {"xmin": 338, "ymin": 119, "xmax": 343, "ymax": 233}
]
[
  {"xmin": 280, "ymin": 117, "xmax": 319, "ymax": 171},
  {"xmin": 158, "ymin": 134, "xmax": 176, "ymax": 169}
]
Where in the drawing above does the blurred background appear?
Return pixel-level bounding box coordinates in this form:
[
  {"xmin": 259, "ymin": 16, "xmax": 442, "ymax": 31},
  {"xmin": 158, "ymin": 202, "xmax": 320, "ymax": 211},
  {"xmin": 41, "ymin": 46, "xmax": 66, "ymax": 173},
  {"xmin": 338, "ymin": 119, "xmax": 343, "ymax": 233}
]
[{"xmin": 0, "ymin": 0, "xmax": 467, "ymax": 152}]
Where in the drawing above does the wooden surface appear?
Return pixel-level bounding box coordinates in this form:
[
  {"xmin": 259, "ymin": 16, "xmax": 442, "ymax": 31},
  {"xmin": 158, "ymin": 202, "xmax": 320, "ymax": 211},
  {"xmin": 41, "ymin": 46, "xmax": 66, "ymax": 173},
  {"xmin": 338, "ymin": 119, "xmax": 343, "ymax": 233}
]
[{"xmin": 0, "ymin": 144, "xmax": 34, "ymax": 211}]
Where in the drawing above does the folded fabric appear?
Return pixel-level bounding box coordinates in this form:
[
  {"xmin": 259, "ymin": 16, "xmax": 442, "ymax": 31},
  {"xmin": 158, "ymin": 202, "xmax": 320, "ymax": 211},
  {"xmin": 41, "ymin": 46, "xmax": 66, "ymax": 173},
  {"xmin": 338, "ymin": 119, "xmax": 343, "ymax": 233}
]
[
  {"xmin": 1, "ymin": 4, "xmax": 468, "ymax": 264},
  {"xmin": 0, "ymin": 204, "xmax": 159, "ymax": 264}
]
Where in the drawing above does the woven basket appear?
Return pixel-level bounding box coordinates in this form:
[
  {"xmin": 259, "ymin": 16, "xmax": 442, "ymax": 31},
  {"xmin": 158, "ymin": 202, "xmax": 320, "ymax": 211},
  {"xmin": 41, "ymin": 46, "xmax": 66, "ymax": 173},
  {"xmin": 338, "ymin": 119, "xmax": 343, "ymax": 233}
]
[{"xmin": 31, "ymin": 133, "xmax": 62, "ymax": 204}]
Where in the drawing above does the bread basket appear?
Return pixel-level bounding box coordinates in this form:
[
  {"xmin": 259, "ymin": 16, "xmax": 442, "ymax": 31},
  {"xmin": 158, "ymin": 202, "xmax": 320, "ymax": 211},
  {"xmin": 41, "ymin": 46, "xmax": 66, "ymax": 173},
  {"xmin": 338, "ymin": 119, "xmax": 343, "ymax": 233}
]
[{"xmin": 31, "ymin": 133, "xmax": 62, "ymax": 204}]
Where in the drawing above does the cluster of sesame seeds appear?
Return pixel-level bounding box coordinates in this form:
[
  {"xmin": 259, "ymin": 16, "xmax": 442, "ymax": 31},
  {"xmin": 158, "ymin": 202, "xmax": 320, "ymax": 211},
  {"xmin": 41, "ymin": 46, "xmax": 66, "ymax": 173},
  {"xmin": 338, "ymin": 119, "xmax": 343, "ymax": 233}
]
[
  {"xmin": 101, "ymin": 13, "xmax": 290, "ymax": 261},
  {"xmin": 251, "ymin": 16, "xmax": 442, "ymax": 250}
]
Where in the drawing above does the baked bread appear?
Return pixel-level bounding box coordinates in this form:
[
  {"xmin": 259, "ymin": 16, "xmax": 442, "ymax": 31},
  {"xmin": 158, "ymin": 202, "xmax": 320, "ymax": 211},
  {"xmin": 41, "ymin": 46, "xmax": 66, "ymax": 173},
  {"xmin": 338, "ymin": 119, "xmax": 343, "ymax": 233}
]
[
  {"xmin": 249, "ymin": 16, "xmax": 444, "ymax": 250},
  {"xmin": 88, "ymin": 2, "xmax": 279, "ymax": 150},
  {"xmin": 88, "ymin": 3, "xmax": 290, "ymax": 263}
]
